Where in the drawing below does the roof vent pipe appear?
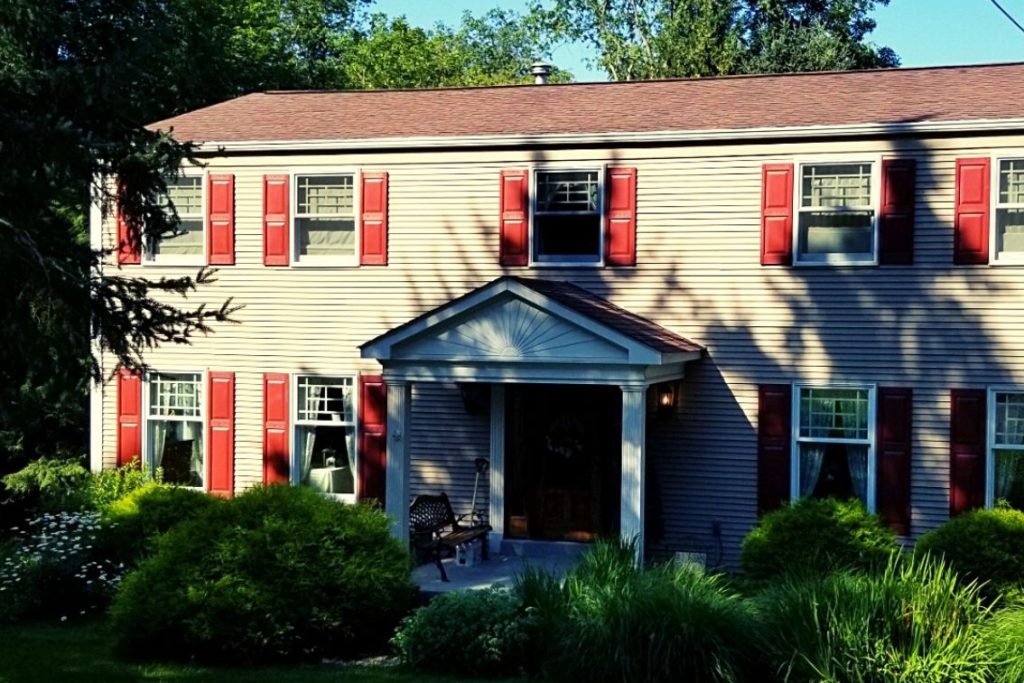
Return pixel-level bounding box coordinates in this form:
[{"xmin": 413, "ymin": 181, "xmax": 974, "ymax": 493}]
[{"xmin": 531, "ymin": 62, "xmax": 552, "ymax": 85}]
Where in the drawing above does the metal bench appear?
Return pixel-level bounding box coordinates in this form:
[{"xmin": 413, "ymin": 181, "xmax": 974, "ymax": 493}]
[{"xmin": 409, "ymin": 493, "xmax": 491, "ymax": 582}]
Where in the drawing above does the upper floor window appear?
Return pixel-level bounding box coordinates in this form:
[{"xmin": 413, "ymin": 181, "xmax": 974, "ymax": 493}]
[
  {"xmin": 533, "ymin": 169, "xmax": 603, "ymax": 264},
  {"xmin": 294, "ymin": 375, "xmax": 356, "ymax": 500},
  {"xmin": 794, "ymin": 385, "xmax": 875, "ymax": 509},
  {"xmin": 797, "ymin": 162, "xmax": 877, "ymax": 264},
  {"xmin": 991, "ymin": 390, "xmax": 1024, "ymax": 509},
  {"xmin": 147, "ymin": 372, "xmax": 204, "ymax": 488},
  {"xmin": 294, "ymin": 174, "xmax": 356, "ymax": 265},
  {"xmin": 995, "ymin": 159, "xmax": 1024, "ymax": 263},
  {"xmin": 147, "ymin": 176, "xmax": 204, "ymax": 264}
]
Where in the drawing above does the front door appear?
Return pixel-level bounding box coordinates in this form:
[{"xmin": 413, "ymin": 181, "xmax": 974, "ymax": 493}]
[{"xmin": 505, "ymin": 384, "xmax": 621, "ymax": 542}]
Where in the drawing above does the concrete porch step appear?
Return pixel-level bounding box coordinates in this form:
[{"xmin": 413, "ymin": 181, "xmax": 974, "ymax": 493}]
[{"xmin": 500, "ymin": 538, "xmax": 590, "ymax": 559}]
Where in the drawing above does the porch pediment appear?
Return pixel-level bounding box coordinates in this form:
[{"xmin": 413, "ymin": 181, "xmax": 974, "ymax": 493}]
[{"xmin": 361, "ymin": 277, "xmax": 703, "ymax": 383}]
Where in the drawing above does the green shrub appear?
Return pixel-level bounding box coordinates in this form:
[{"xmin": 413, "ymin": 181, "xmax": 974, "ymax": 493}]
[
  {"xmin": 982, "ymin": 605, "xmax": 1024, "ymax": 683},
  {"xmin": 109, "ymin": 485, "xmax": 415, "ymax": 663},
  {"xmin": 754, "ymin": 554, "xmax": 995, "ymax": 683},
  {"xmin": 392, "ymin": 588, "xmax": 528, "ymax": 677},
  {"xmin": 2, "ymin": 457, "xmax": 91, "ymax": 512},
  {"xmin": 88, "ymin": 460, "xmax": 158, "ymax": 509},
  {"xmin": 741, "ymin": 497, "xmax": 899, "ymax": 582},
  {"xmin": 519, "ymin": 539, "xmax": 753, "ymax": 683},
  {"xmin": 97, "ymin": 483, "xmax": 221, "ymax": 567},
  {"xmin": 916, "ymin": 508, "xmax": 1024, "ymax": 600}
]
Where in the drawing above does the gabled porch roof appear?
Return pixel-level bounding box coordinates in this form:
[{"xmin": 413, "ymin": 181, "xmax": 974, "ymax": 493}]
[{"xmin": 360, "ymin": 276, "xmax": 703, "ymax": 385}]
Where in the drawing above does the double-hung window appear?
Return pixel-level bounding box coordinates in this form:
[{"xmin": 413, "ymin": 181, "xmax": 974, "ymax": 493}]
[
  {"xmin": 294, "ymin": 174, "xmax": 357, "ymax": 264},
  {"xmin": 990, "ymin": 390, "xmax": 1024, "ymax": 509},
  {"xmin": 995, "ymin": 159, "xmax": 1024, "ymax": 262},
  {"xmin": 294, "ymin": 375, "xmax": 357, "ymax": 499},
  {"xmin": 147, "ymin": 176, "xmax": 204, "ymax": 264},
  {"xmin": 794, "ymin": 385, "xmax": 875, "ymax": 509},
  {"xmin": 533, "ymin": 169, "xmax": 603, "ymax": 264},
  {"xmin": 797, "ymin": 162, "xmax": 877, "ymax": 264},
  {"xmin": 146, "ymin": 372, "xmax": 204, "ymax": 488}
]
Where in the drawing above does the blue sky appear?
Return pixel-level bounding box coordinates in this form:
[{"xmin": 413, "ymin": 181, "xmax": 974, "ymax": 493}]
[{"xmin": 373, "ymin": 0, "xmax": 1024, "ymax": 81}]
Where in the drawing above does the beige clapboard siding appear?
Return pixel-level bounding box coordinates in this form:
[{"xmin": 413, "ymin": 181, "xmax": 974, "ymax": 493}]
[{"xmin": 98, "ymin": 131, "xmax": 1024, "ymax": 564}]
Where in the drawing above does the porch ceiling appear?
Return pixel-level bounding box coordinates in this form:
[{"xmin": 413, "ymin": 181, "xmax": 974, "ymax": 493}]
[{"xmin": 360, "ymin": 277, "xmax": 703, "ymax": 385}]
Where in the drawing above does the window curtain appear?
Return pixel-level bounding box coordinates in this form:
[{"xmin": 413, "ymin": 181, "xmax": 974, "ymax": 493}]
[
  {"xmin": 301, "ymin": 427, "xmax": 316, "ymax": 483},
  {"xmin": 995, "ymin": 450, "xmax": 1021, "ymax": 501},
  {"xmin": 344, "ymin": 428, "xmax": 356, "ymax": 473},
  {"xmin": 151, "ymin": 421, "xmax": 168, "ymax": 469},
  {"xmin": 182, "ymin": 421, "xmax": 202, "ymax": 481},
  {"xmin": 846, "ymin": 445, "xmax": 870, "ymax": 504},
  {"xmin": 800, "ymin": 444, "xmax": 825, "ymax": 497}
]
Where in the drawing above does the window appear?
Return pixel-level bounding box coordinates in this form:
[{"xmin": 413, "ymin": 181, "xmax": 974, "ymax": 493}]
[
  {"xmin": 294, "ymin": 174, "xmax": 356, "ymax": 264},
  {"xmin": 794, "ymin": 386, "xmax": 875, "ymax": 508},
  {"xmin": 294, "ymin": 375, "xmax": 356, "ymax": 499},
  {"xmin": 147, "ymin": 176, "xmax": 204, "ymax": 263},
  {"xmin": 990, "ymin": 390, "xmax": 1024, "ymax": 509},
  {"xmin": 146, "ymin": 372, "xmax": 204, "ymax": 487},
  {"xmin": 995, "ymin": 159, "xmax": 1024, "ymax": 262},
  {"xmin": 533, "ymin": 169, "xmax": 602, "ymax": 264},
  {"xmin": 797, "ymin": 162, "xmax": 877, "ymax": 264}
]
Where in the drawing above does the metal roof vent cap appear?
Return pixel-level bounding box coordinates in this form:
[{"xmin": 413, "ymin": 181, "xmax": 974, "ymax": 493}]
[{"xmin": 531, "ymin": 61, "xmax": 552, "ymax": 85}]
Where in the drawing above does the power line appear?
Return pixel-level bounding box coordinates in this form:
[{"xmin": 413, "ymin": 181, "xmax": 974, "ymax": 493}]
[{"xmin": 990, "ymin": 0, "xmax": 1024, "ymax": 35}]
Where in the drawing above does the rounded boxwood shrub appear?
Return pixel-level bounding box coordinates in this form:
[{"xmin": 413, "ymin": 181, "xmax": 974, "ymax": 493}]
[
  {"xmin": 741, "ymin": 497, "xmax": 899, "ymax": 582},
  {"xmin": 916, "ymin": 508, "xmax": 1024, "ymax": 600},
  {"xmin": 754, "ymin": 554, "xmax": 996, "ymax": 682},
  {"xmin": 97, "ymin": 483, "xmax": 222, "ymax": 566},
  {"xmin": 392, "ymin": 588, "xmax": 528, "ymax": 677},
  {"xmin": 109, "ymin": 484, "xmax": 415, "ymax": 663}
]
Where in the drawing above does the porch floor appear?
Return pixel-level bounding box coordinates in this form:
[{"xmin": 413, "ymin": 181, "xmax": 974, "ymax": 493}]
[{"xmin": 412, "ymin": 540, "xmax": 586, "ymax": 594}]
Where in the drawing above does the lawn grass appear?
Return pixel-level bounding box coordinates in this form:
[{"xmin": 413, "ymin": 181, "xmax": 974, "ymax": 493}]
[{"xmin": 0, "ymin": 620, "xmax": 515, "ymax": 683}]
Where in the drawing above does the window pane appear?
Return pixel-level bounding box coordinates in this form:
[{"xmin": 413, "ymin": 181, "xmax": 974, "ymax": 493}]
[
  {"xmin": 297, "ymin": 175, "xmax": 354, "ymax": 215},
  {"xmin": 150, "ymin": 419, "xmax": 204, "ymax": 487},
  {"xmin": 996, "ymin": 209, "xmax": 1024, "ymax": 258},
  {"xmin": 800, "ymin": 442, "xmax": 869, "ymax": 505},
  {"xmin": 799, "ymin": 387, "xmax": 869, "ymax": 440},
  {"xmin": 534, "ymin": 214, "xmax": 601, "ymax": 259},
  {"xmin": 151, "ymin": 219, "xmax": 204, "ymax": 257},
  {"xmin": 537, "ymin": 171, "xmax": 599, "ymax": 213},
  {"xmin": 999, "ymin": 159, "xmax": 1024, "ymax": 204},
  {"xmin": 995, "ymin": 392, "xmax": 1024, "ymax": 446},
  {"xmin": 149, "ymin": 373, "xmax": 202, "ymax": 417},
  {"xmin": 798, "ymin": 211, "xmax": 873, "ymax": 257},
  {"xmin": 297, "ymin": 376, "xmax": 354, "ymax": 423},
  {"xmin": 297, "ymin": 217, "xmax": 355, "ymax": 256},
  {"xmin": 995, "ymin": 450, "xmax": 1024, "ymax": 510},
  {"xmin": 166, "ymin": 177, "xmax": 202, "ymax": 217},
  {"xmin": 297, "ymin": 425, "xmax": 355, "ymax": 495},
  {"xmin": 802, "ymin": 164, "xmax": 872, "ymax": 208}
]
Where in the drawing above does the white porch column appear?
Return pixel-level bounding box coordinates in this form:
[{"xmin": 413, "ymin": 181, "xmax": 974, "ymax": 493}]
[
  {"xmin": 620, "ymin": 385, "xmax": 647, "ymax": 559},
  {"xmin": 488, "ymin": 384, "xmax": 506, "ymax": 550},
  {"xmin": 385, "ymin": 380, "xmax": 412, "ymax": 541}
]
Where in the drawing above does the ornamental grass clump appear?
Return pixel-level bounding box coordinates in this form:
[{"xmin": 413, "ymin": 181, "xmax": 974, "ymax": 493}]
[
  {"xmin": 754, "ymin": 554, "xmax": 996, "ymax": 683},
  {"xmin": 980, "ymin": 604, "xmax": 1024, "ymax": 683}
]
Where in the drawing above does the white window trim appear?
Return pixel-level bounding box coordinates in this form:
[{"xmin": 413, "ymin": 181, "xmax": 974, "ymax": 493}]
[
  {"xmin": 985, "ymin": 386, "xmax": 1024, "ymax": 508},
  {"xmin": 790, "ymin": 382, "xmax": 877, "ymax": 512},
  {"xmin": 792, "ymin": 155, "xmax": 882, "ymax": 267},
  {"xmin": 142, "ymin": 369, "xmax": 207, "ymax": 493},
  {"xmin": 991, "ymin": 156, "xmax": 1024, "ymax": 265},
  {"xmin": 290, "ymin": 372, "xmax": 359, "ymax": 503},
  {"xmin": 290, "ymin": 168, "xmax": 360, "ymax": 268},
  {"xmin": 529, "ymin": 164, "xmax": 607, "ymax": 267},
  {"xmin": 144, "ymin": 170, "xmax": 207, "ymax": 267}
]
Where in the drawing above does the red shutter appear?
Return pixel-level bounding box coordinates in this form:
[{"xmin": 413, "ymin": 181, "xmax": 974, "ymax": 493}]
[
  {"xmin": 950, "ymin": 389, "xmax": 986, "ymax": 515},
  {"xmin": 761, "ymin": 164, "xmax": 794, "ymax": 266},
  {"xmin": 876, "ymin": 387, "xmax": 913, "ymax": 534},
  {"xmin": 116, "ymin": 368, "xmax": 142, "ymax": 467},
  {"xmin": 879, "ymin": 160, "xmax": 916, "ymax": 265},
  {"xmin": 358, "ymin": 375, "xmax": 387, "ymax": 504},
  {"xmin": 954, "ymin": 158, "xmax": 990, "ymax": 265},
  {"xmin": 206, "ymin": 372, "xmax": 235, "ymax": 497},
  {"xmin": 116, "ymin": 188, "xmax": 141, "ymax": 264},
  {"xmin": 263, "ymin": 175, "xmax": 290, "ymax": 266},
  {"xmin": 263, "ymin": 373, "xmax": 290, "ymax": 484},
  {"xmin": 360, "ymin": 172, "xmax": 389, "ymax": 266},
  {"xmin": 605, "ymin": 167, "xmax": 637, "ymax": 266},
  {"xmin": 499, "ymin": 170, "xmax": 529, "ymax": 266},
  {"xmin": 207, "ymin": 174, "xmax": 235, "ymax": 265},
  {"xmin": 758, "ymin": 384, "xmax": 792, "ymax": 514}
]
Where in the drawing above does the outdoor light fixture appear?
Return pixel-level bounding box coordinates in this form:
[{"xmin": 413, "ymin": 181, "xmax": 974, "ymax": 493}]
[
  {"xmin": 656, "ymin": 382, "xmax": 677, "ymax": 418},
  {"xmin": 458, "ymin": 383, "xmax": 489, "ymax": 416}
]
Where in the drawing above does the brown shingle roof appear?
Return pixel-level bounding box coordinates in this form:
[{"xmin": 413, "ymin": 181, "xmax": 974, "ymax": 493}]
[{"xmin": 149, "ymin": 63, "xmax": 1024, "ymax": 144}]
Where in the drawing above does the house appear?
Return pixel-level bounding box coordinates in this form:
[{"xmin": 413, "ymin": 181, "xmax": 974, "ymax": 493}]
[{"xmin": 91, "ymin": 63, "xmax": 1024, "ymax": 565}]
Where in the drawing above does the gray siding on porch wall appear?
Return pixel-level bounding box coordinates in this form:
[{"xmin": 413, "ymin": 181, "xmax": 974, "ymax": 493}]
[{"xmin": 96, "ymin": 134, "xmax": 1024, "ymax": 567}]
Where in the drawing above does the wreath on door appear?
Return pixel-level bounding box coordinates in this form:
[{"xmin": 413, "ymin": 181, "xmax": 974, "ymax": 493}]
[{"xmin": 544, "ymin": 415, "xmax": 585, "ymax": 459}]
